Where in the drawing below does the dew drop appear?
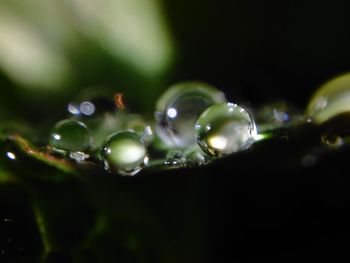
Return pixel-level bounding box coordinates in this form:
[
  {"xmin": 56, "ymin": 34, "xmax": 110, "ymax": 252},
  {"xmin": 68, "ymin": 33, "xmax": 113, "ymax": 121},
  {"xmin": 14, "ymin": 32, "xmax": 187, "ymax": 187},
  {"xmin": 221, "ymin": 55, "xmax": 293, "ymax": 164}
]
[
  {"xmin": 195, "ymin": 102, "xmax": 257, "ymax": 156},
  {"xmin": 306, "ymin": 73, "xmax": 350, "ymax": 124},
  {"xmin": 155, "ymin": 82, "xmax": 226, "ymax": 148},
  {"xmin": 49, "ymin": 120, "xmax": 92, "ymax": 156},
  {"xmin": 101, "ymin": 131, "xmax": 148, "ymax": 176},
  {"xmin": 185, "ymin": 147, "xmax": 208, "ymax": 166},
  {"xmin": 164, "ymin": 149, "xmax": 186, "ymax": 168}
]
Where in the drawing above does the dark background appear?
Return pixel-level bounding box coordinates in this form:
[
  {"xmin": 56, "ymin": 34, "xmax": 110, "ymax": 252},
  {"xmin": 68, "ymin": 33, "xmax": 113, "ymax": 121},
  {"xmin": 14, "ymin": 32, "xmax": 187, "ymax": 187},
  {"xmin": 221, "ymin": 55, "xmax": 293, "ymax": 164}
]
[{"xmin": 164, "ymin": 0, "xmax": 350, "ymax": 107}]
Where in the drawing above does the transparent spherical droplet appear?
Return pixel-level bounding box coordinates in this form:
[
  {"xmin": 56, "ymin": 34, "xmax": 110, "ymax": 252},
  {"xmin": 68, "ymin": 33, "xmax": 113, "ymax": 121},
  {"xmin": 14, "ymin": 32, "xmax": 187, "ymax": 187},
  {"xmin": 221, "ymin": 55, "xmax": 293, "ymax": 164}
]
[
  {"xmin": 155, "ymin": 82, "xmax": 226, "ymax": 148},
  {"xmin": 49, "ymin": 120, "xmax": 92, "ymax": 154},
  {"xmin": 256, "ymin": 100, "xmax": 303, "ymax": 132},
  {"xmin": 195, "ymin": 102, "xmax": 257, "ymax": 156},
  {"xmin": 306, "ymin": 73, "xmax": 350, "ymax": 124},
  {"xmin": 101, "ymin": 131, "xmax": 148, "ymax": 176}
]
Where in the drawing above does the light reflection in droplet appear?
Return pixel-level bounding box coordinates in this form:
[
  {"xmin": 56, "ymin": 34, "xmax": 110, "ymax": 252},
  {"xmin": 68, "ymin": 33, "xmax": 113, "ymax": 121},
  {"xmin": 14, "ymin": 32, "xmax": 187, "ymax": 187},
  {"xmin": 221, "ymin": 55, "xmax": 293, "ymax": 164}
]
[
  {"xmin": 53, "ymin": 134, "xmax": 61, "ymax": 141},
  {"xmin": 6, "ymin": 152, "xmax": 16, "ymax": 160},
  {"xmin": 68, "ymin": 103, "xmax": 80, "ymax": 115},
  {"xmin": 208, "ymin": 135, "xmax": 228, "ymax": 151},
  {"xmin": 167, "ymin": 108, "xmax": 177, "ymax": 119}
]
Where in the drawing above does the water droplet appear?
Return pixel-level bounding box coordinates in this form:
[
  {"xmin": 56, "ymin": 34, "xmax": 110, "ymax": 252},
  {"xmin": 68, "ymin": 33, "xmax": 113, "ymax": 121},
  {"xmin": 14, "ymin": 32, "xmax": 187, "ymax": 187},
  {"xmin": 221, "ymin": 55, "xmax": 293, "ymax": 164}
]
[
  {"xmin": 185, "ymin": 148, "xmax": 208, "ymax": 166},
  {"xmin": 155, "ymin": 82, "xmax": 226, "ymax": 148},
  {"xmin": 49, "ymin": 120, "xmax": 92, "ymax": 156},
  {"xmin": 306, "ymin": 73, "xmax": 350, "ymax": 124},
  {"xmin": 101, "ymin": 131, "xmax": 148, "ymax": 176},
  {"xmin": 256, "ymin": 100, "xmax": 303, "ymax": 132},
  {"xmin": 164, "ymin": 149, "xmax": 186, "ymax": 167},
  {"xmin": 195, "ymin": 102, "xmax": 257, "ymax": 156}
]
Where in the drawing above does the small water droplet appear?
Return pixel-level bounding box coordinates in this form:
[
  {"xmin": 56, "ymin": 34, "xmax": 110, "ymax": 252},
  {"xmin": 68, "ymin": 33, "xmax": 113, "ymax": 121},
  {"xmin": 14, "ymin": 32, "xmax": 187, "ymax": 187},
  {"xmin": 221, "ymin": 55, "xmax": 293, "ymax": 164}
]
[
  {"xmin": 164, "ymin": 149, "xmax": 187, "ymax": 167},
  {"xmin": 49, "ymin": 120, "xmax": 92, "ymax": 158},
  {"xmin": 195, "ymin": 102, "xmax": 257, "ymax": 156},
  {"xmin": 101, "ymin": 131, "xmax": 148, "ymax": 176},
  {"xmin": 155, "ymin": 82, "xmax": 226, "ymax": 148},
  {"xmin": 185, "ymin": 148, "xmax": 208, "ymax": 166}
]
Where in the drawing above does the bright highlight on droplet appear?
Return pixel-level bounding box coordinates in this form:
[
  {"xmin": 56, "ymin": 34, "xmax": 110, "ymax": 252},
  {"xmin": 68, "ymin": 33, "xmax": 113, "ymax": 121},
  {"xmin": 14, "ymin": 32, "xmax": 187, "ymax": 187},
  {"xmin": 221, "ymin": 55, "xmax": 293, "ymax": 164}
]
[
  {"xmin": 208, "ymin": 136, "xmax": 228, "ymax": 150},
  {"xmin": 53, "ymin": 134, "xmax": 61, "ymax": 141},
  {"xmin": 6, "ymin": 152, "xmax": 16, "ymax": 160},
  {"xmin": 114, "ymin": 143, "xmax": 146, "ymax": 164},
  {"xmin": 101, "ymin": 131, "xmax": 148, "ymax": 176},
  {"xmin": 167, "ymin": 108, "xmax": 177, "ymax": 119}
]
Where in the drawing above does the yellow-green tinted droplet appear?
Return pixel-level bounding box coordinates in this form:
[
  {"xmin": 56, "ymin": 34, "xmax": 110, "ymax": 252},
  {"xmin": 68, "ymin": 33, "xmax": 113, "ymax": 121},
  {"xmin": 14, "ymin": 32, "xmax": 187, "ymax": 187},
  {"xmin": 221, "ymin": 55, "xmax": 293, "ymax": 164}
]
[
  {"xmin": 306, "ymin": 73, "xmax": 350, "ymax": 124},
  {"xmin": 101, "ymin": 131, "xmax": 148, "ymax": 176},
  {"xmin": 155, "ymin": 82, "xmax": 226, "ymax": 148},
  {"xmin": 195, "ymin": 103, "xmax": 257, "ymax": 157},
  {"xmin": 49, "ymin": 120, "xmax": 91, "ymax": 153}
]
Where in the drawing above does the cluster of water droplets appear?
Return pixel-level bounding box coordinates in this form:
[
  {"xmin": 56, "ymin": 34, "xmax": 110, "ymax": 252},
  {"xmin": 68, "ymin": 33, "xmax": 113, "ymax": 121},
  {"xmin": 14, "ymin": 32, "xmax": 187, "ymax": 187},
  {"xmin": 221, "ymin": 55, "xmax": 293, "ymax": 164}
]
[{"xmin": 46, "ymin": 73, "xmax": 350, "ymax": 175}]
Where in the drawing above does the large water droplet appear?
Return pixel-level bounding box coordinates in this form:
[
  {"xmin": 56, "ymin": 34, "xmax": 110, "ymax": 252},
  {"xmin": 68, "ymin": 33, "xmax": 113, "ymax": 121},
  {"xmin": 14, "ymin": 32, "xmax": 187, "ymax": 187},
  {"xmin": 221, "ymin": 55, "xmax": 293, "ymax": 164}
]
[
  {"xmin": 101, "ymin": 131, "xmax": 148, "ymax": 176},
  {"xmin": 195, "ymin": 102, "xmax": 257, "ymax": 156},
  {"xmin": 49, "ymin": 120, "xmax": 92, "ymax": 157},
  {"xmin": 306, "ymin": 73, "xmax": 350, "ymax": 124},
  {"xmin": 155, "ymin": 82, "xmax": 226, "ymax": 148}
]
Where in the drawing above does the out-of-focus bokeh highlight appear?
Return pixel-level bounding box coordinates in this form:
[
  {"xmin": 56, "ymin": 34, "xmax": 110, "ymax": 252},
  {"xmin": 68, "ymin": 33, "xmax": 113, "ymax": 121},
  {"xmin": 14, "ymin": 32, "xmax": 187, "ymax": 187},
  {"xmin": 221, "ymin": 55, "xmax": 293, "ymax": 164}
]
[{"xmin": 0, "ymin": 0, "xmax": 174, "ymax": 122}]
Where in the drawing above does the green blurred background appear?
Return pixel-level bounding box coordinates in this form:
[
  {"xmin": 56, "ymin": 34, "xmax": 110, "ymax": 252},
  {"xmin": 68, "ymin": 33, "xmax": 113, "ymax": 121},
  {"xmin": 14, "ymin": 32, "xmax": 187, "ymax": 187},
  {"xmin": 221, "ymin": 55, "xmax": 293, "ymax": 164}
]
[{"xmin": 2, "ymin": 0, "xmax": 350, "ymax": 127}]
